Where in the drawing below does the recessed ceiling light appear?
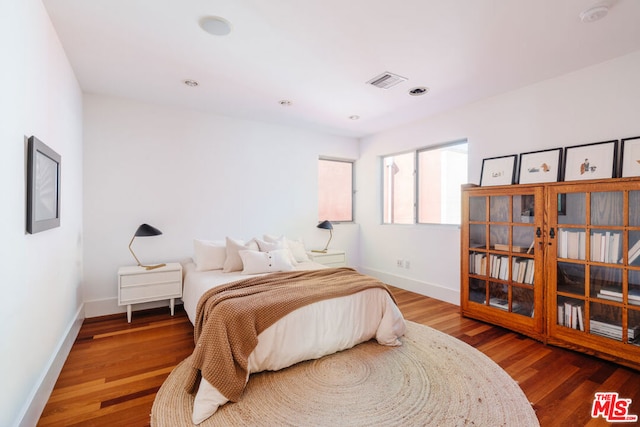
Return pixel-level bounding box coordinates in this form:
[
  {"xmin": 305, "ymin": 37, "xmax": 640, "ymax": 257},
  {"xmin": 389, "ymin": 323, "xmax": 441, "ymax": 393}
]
[
  {"xmin": 199, "ymin": 16, "xmax": 232, "ymax": 36},
  {"xmin": 408, "ymin": 86, "xmax": 429, "ymax": 96},
  {"xmin": 184, "ymin": 79, "xmax": 199, "ymax": 87},
  {"xmin": 579, "ymin": 5, "xmax": 609, "ymax": 23},
  {"xmin": 279, "ymin": 100, "xmax": 293, "ymax": 107},
  {"xmin": 348, "ymin": 115, "xmax": 360, "ymax": 121}
]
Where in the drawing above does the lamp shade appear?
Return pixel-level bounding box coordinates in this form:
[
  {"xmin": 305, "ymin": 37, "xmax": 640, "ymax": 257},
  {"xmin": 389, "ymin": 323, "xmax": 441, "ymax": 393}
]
[
  {"xmin": 317, "ymin": 220, "xmax": 333, "ymax": 230},
  {"xmin": 134, "ymin": 223, "xmax": 163, "ymax": 237}
]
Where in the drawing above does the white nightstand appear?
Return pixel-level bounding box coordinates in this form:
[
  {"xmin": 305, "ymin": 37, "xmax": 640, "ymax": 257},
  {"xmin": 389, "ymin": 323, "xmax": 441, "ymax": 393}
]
[
  {"xmin": 118, "ymin": 262, "xmax": 183, "ymax": 322},
  {"xmin": 307, "ymin": 249, "xmax": 347, "ymax": 267}
]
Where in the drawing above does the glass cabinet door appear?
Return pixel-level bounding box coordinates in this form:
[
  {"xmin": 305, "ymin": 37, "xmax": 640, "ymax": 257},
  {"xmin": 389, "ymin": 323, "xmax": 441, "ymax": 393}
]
[
  {"xmin": 464, "ymin": 190, "xmax": 541, "ymax": 323},
  {"xmin": 550, "ymin": 186, "xmax": 640, "ymax": 347}
]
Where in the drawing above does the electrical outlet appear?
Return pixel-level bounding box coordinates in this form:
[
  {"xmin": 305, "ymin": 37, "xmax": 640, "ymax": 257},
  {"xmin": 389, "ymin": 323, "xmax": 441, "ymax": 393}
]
[
  {"xmin": 404, "ymin": 260, "xmax": 411, "ymax": 269},
  {"xmin": 397, "ymin": 259, "xmax": 403, "ymax": 268}
]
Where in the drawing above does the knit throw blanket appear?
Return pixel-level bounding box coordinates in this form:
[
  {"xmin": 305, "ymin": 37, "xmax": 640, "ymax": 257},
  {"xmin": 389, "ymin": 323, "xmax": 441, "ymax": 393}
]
[{"xmin": 185, "ymin": 267, "xmax": 396, "ymax": 402}]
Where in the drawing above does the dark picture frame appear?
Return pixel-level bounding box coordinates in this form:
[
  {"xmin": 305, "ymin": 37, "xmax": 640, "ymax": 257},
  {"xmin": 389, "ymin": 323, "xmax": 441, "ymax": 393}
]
[
  {"xmin": 517, "ymin": 148, "xmax": 563, "ymax": 184},
  {"xmin": 620, "ymin": 136, "xmax": 640, "ymax": 178},
  {"xmin": 480, "ymin": 154, "xmax": 517, "ymax": 186},
  {"xmin": 520, "ymin": 193, "xmax": 566, "ymax": 217},
  {"xmin": 563, "ymin": 140, "xmax": 617, "ymax": 181},
  {"xmin": 27, "ymin": 136, "xmax": 61, "ymax": 233}
]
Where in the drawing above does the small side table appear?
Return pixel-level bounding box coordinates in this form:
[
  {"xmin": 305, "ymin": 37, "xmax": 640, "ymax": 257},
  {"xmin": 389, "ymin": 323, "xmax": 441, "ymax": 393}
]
[
  {"xmin": 118, "ymin": 262, "xmax": 182, "ymax": 322},
  {"xmin": 307, "ymin": 249, "xmax": 347, "ymax": 267}
]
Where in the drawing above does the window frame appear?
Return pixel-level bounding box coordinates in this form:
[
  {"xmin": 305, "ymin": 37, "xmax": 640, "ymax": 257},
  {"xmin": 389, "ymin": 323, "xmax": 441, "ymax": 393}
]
[
  {"xmin": 318, "ymin": 156, "xmax": 355, "ymax": 223},
  {"xmin": 382, "ymin": 139, "xmax": 468, "ymax": 226}
]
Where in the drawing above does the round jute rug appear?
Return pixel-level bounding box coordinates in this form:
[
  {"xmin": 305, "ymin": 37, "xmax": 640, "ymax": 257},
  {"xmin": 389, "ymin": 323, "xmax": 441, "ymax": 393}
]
[{"xmin": 151, "ymin": 321, "xmax": 539, "ymax": 426}]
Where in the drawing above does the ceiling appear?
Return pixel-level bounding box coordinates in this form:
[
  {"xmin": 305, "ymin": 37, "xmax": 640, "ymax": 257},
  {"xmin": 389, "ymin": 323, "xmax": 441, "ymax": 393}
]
[{"xmin": 42, "ymin": 0, "xmax": 640, "ymax": 138}]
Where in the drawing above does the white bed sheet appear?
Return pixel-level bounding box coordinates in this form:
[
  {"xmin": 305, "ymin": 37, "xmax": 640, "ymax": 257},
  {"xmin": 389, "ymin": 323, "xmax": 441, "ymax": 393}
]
[
  {"xmin": 180, "ymin": 261, "xmax": 407, "ymax": 424},
  {"xmin": 182, "ymin": 260, "xmax": 327, "ymax": 324}
]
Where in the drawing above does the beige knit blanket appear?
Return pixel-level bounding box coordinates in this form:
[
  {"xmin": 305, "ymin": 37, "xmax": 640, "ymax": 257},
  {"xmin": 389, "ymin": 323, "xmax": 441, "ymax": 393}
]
[{"xmin": 185, "ymin": 267, "xmax": 396, "ymax": 402}]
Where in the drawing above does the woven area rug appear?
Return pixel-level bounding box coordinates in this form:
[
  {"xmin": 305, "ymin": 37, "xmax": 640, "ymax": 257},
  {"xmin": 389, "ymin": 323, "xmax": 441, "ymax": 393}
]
[{"xmin": 151, "ymin": 321, "xmax": 539, "ymax": 426}]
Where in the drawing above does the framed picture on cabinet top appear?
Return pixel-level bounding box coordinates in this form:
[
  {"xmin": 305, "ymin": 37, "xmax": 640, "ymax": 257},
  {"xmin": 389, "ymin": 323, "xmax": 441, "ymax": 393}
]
[
  {"xmin": 562, "ymin": 140, "xmax": 617, "ymax": 181},
  {"xmin": 517, "ymin": 148, "xmax": 563, "ymax": 184},
  {"xmin": 620, "ymin": 136, "xmax": 640, "ymax": 178},
  {"xmin": 479, "ymin": 154, "xmax": 517, "ymax": 186}
]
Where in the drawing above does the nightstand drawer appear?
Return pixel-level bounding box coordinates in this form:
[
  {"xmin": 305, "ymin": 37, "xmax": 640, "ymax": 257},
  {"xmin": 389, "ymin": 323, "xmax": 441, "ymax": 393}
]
[
  {"xmin": 120, "ymin": 270, "xmax": 181, "ymax": 287},
  {"xmin": 317, "ymin": 253, "xmax": 345, "ymax": 265},
  {"xmin": 307, "ymin": 250, "xmax": 347, "ymax": 267},
  {"xmin": 120, "ymin": 281, "xmax": 182, "ymax": 304}
]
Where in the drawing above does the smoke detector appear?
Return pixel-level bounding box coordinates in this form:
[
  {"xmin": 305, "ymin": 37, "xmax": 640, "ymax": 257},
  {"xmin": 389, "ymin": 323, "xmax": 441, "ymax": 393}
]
[
  {"xmin": 366, "ymin": 72, "xmax": 408, "ymax": 89},
  {"xmin": 580, "ymin": 4, "xmax": 609, "ymax": 22},
  {"xmin": 200, "ymin": 16, "xmax": 232, "ymax": 36}
]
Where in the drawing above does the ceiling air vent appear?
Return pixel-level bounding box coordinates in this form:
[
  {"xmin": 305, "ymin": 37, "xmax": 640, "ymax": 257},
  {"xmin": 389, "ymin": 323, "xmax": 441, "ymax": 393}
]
[{"xmin": 366, "ymin": 72, "xmax": 408, "ymax": 89}]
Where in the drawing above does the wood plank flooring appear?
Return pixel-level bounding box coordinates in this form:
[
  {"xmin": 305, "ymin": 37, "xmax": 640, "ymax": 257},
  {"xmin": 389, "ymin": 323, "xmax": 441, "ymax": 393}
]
[{"xmin": 38, "ymin": 287, "xmax": 640, "ymax": 426}]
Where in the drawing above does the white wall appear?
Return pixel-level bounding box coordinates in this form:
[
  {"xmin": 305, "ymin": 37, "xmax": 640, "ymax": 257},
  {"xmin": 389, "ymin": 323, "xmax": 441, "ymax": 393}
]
[
  {"xmin": 82, "ymin": 94, "xmax": 360, "ymax": 316},
  {"xmin": 358, "ymin": 50, "xmax": 640, "ymax": 304},
  {"xmin": 0, "ymin": 1, "xmax": 84, "ymax": 426}
]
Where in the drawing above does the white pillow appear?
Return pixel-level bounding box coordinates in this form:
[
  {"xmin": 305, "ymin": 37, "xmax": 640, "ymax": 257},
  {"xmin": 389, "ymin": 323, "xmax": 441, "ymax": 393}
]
[
  {"xmin": 259, "ymin": 236, "xmax": 298, "ymax": 265},
  {"xmin": 256, "ymin": 237, "xmax": 284, "ymax": 252},
  {"xmin": 264, "ymin": 234, "xmax": 310, "ymax": 263},
  {"xmin": 239, "ymin": 249, "xmax": 294, "ymax": 274},
  {"xmin": 222, "ymin": 237, "xmax": 259, "ymax": 272},
  {"xmin": 193, "ymin": 239, "xmax": 226, "ymax": 271}
]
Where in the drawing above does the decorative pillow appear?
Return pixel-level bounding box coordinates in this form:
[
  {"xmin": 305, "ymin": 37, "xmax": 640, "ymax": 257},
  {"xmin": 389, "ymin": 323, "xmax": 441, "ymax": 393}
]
[
  {"xmin": 256, "ymin": 237, "xmax": 284, "ymax": 252},
  {"xmin": 264, "ymin": 234, "xmax": 310, "ymax": 263},
  {"xmin": 193, "ymin": 239, "xmax": 226, "ymax": 271},
  {"xmin": 259, "ymin": 236, "xmax": 299, "ymax": 265},
  {"xmin": 239, "ymin": 249, "xmax": 294, "ymax": 274},
  {"xmin": 222, "ymin": 237, "xmax": 259, "ymax": 272}
]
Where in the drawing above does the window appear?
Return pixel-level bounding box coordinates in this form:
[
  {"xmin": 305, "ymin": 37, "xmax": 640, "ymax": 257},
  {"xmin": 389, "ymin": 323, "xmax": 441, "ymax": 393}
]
[
  {"xmin": 382, "ymin": 140, "xmax": 468, "ymax": 225},
  {"xmin": 383, "ymin": 152, "xmax": 415, "ymax": 224},
  {"xmin": 318, "ymin": 158, "xmax": 353, "ymax": 222}
]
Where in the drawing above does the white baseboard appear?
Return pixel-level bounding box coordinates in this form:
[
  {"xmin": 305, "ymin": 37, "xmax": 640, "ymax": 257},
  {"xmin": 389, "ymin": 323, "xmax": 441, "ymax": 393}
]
[
  {"xmin": 17, "ymin": 303, "xmax": 85, "ymax": 427},
  {"xmin": 84, "ymin": 296, "xmax": 179, "ymax": 319},
  {"xmin": 360, "ymin": 267, "xmax": 460, "ymax": 306}
]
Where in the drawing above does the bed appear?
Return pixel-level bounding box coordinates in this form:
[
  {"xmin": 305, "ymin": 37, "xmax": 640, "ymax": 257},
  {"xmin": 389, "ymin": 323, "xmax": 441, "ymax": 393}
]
[{"xmin": 181, "ymin": 237, "xmax": 407, "ymax": 424}]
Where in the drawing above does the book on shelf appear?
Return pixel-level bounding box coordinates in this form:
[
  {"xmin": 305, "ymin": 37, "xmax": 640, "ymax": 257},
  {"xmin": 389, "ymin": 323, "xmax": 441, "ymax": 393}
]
[
  {"xmin": 597, "ymin": 287, "xmax": 640, "ymax": 304},
  {"xmin": 558, "ymin": 302, "xmax": 584, "ymax": 331},
  {"xmin": 577, "ymin": 305, "xmax": 584, "ymax": 331},
  {"xmin": 590, "ymin": 320, "xmax": 640, "ymax": 341},
  {"xmin": 488, "ymin": 297, "xmax": 520, "ymax": 312},
  {"xmin": 518, "ymin": 259, "xmax": 527, "ymax": 283},
  {"xmin": 558, "ymin": 229, "xmax": 586, "ymax": 260},
  {"xmin": 489, "ymin": 254, "xmax": 509, "ymax": 280},
  {"xmin": 610, "ymin": 232, "xmax": 620, "ymax": 264},
  {"xmin": 470, "ymin": 252, "xmax": 487, "ymax": 275},
  {"xmin": 494, "ymin": 243, "xmax": 529, "ymax": 253},
  {"xmin": 629, "ymin": 239, "xmax": 640, "ymax": 264},
  {"xmin": 513, "ymin": 258, "xmax": 528, "ymax": 283},
  {"xmin": 567, "ymin": 231, "xmax": 581, "ymax": 260},
  {"xmin": 524, "ymin": 259, "xmax": 534, "ymax": 284},
  {"xmin": 589, "ymin": 231, "xmax": 622, "ymax": 263}
]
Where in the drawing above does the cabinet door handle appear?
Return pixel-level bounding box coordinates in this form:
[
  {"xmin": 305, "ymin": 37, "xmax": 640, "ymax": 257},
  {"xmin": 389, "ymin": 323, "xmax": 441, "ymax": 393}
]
[
  {"xmin": 536, "ymin": 227, "xmax": 542, "ymax": 238},
  {"xmin": 549, "ymin": 228, "xmax": 555, "ymax": 239}
]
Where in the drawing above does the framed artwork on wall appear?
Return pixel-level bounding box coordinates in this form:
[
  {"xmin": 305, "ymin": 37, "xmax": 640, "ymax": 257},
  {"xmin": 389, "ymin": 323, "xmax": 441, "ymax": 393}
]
[
  {"xmin": 517, "ymin": 148, "xmax": 563, "ymax": 184},
  {"xmin": 27, "ymin": 135, "xmax": 61, "ymax": 234},
  {"xmin": 563, "ymin": 140, "xmax": 617, "ymax": 182},
  {"xmin": 480, "ymin": 154, "xmax": 517, "ymax": 186},
  {"xmin": 620, "ymin": 136, "xmax": 640, "ymax": 178}
]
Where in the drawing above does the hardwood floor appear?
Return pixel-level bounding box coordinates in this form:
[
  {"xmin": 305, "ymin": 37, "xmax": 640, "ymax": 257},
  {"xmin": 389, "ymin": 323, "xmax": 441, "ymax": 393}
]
[{"xmin": 38, "ymin": 287, "xmax": 640, "ymax": 426}]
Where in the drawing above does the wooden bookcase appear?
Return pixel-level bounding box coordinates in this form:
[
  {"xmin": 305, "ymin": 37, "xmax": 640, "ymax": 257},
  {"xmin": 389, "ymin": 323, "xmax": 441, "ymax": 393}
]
[{"xmin": 461, "ymin": 178, "xmax": 640, "ymax": 371}]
